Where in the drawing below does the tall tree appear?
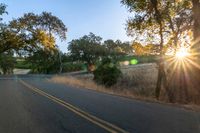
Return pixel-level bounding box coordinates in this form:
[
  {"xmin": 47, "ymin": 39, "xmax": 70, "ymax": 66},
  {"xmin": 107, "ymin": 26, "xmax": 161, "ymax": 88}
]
[
  {"xmin": 39, "ymin": 12, "xmax": 67, "ymax": 40},
  {"xmin": 8, "ymin": 12, "xmax": 67, "ymax": 73},
  {"xmin": 103, "ymin": 39, "xmax": 132, "ymax": 56},
  {"xmin": 0, "ymin": 26, "xmax": 25, "ymax": 54},
  {"xmin": 121, "ymin": 0, "xmax": 194, "ymax": 101},
  {"xmin": 121, "ymin": 0, "xmax": 170, "ymax": 99},
  {"xmin": 192, "ymin": 0, "xmax": 200, "ymax": 51},
  {"xmin": 68, "ymin": 33, "xmax": 106, "ymax": 71},
  {"xmin": 188, "ymin": 0, "xmax": 200, "ymax": 103},
  {"xmin": 9, "ymin": 12, "xmax": 67, "ymax": 53}
]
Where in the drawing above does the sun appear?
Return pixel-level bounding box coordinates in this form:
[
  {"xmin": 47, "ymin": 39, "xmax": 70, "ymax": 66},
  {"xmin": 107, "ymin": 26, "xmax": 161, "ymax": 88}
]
[{"xmin": 175, "ymin": 47, "xmax": 189, "ymax": 59}]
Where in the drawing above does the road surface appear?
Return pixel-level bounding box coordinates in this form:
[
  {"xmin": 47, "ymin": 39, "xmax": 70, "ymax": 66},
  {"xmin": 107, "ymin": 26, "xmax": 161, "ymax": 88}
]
[{"xmin": 0, "ymin": 75, "xmax": 199, "ymax": 133}]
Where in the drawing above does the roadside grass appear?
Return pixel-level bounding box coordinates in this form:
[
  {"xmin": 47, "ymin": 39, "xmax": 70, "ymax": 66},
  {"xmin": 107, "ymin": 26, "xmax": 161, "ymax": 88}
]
[
  {"xmin": 118, "ymin": 63, "xmax": 157, "ymax": 97},
  {"xmin": 49, "ymin": 63, "xmax": 200, "ymax": 111},
  {"xmin": 49, "ymin": 63, "xmax": 159, "ymax": 102},
  {"xmin": 50, "ymin": 76, "xmax": 139, "ymax": 99}
]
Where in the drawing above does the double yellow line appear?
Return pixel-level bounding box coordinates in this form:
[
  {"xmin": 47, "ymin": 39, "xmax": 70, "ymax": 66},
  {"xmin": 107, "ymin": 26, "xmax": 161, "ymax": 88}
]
[{"xmin": 19, "ymin": 80, "xmax": 129, "ymax": 133}]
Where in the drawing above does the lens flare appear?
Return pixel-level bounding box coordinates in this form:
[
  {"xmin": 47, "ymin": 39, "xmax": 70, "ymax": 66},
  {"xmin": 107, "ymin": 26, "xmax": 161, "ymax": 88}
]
[
  {"xmin": 175, "ymin": 47, "xmax": 189, "ymax": 59},
  {"xmin": 130, "ymin": 59, "xmax": 138, "ymax": 65}
]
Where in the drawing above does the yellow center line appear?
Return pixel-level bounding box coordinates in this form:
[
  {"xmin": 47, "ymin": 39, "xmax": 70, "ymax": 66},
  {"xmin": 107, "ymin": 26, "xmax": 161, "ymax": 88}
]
[{"xmin": 19, "ymin": 79, "xmax": 129, "ymax": 133}]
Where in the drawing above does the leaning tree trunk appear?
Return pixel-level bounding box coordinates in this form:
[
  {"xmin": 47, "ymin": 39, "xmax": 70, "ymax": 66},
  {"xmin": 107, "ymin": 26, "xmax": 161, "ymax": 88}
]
[
  {"xmin": 150, "ymin": 0, "xmax": 165, "ymax": 100},
  {"xmin": 192, "ymin": 0, "xmax": 200, "ymax": 49},
  {"xmin": 155, "ymin": 24, "xmax": 164, "ymax": 99},
  {"xmin": 189, "ymin": 0, "xmax": 200, "ymax": 104}
]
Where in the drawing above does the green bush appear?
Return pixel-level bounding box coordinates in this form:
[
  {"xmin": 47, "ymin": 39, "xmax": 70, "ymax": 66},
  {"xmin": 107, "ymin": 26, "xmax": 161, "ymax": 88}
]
[
  {"xmin": 0, "ymin": 52, "xmax": 16, "ymax": 74},
  {"xmin": 28, "ymin": 49, "xmax": 62, "ymax": 74},
  {"xmin": 62, "ymin": 62, "xmax": 85, "ymax": 72},
  {"xmin": 15, "ymin": 60, "xmax": 31, "ymax": 69},
  {"xmin": 93, "ymin": 58, "xmax": 121, "ymax": 87}
]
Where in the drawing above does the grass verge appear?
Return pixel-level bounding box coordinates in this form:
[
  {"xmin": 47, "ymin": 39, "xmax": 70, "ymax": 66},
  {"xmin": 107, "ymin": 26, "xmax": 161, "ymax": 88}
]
[{"xmin": 50, "ymin": 64, "xmax": 200, "ymax": 111}]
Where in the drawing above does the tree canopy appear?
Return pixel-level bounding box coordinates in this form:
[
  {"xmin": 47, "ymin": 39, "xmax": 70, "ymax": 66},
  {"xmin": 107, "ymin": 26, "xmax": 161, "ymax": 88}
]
[
  {"xmin": 68, "ymin": 32, "xmax": 105, "ymax": 65},
  {"xmin": 9, "ymin": 12, "xmax": 67, "ymax": 54},
  {"xmin": 0, "ymin": 5, "xmax": 68, "ymax": 74},
  {"xmin": 121, "ymin": 0, "xmax": 200, "ymax": 103}
]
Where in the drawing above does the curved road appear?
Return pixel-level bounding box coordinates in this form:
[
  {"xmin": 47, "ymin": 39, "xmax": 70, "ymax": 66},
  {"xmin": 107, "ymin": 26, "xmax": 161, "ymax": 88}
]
[{"xmin": 0, "ymin": 75, "xmax": 199, "ymax": 133}]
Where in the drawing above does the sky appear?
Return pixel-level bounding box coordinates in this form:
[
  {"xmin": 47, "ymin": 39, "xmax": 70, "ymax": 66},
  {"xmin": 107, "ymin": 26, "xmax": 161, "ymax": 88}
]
[{"xmin": 0, "ymin": 0, "xmax": 132, "ymax": 52}]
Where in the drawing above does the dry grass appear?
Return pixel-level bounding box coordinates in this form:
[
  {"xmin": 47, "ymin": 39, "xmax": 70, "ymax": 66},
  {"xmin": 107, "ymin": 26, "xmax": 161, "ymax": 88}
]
[
  {"xmin": 118, "ymin": 63, "xmax": 158, "ymax": 97},
  {"xmin": 50, "ymin": 75, "xmax": 140, "ymax": 99},
  {"xmin": 49, "ymin": 63, "xmax": 200, "ymax": 111},
  {"xmin": 49, "ymin": 63, "xmax": 159, "ymax": 101}
]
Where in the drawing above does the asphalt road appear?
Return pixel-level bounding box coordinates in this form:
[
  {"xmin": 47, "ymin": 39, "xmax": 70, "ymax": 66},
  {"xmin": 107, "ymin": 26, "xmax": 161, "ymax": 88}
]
[{"xmin": 0, "ymin": 75, "xmax": 200, "ymax": 133}]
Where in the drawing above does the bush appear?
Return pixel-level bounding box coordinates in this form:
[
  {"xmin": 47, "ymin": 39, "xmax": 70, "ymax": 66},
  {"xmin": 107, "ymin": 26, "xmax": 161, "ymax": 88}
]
[
  {"xmin": 62, "ymin": 62, "xmax": 85, "ymax": 72},
  {"xmin": 93, "ymin": 58, "xmax": 121, "ymax": 87},
  {"xmin": 28, "ymin": 49, "xmax": 62, "ymax": 74},
  {"xmin": 0, "ymin": 52, "xmax": 16, "ymax": 74},
  {"xmin": 15, "ymin": 60, "xmax": 31, "ymax": 69}
]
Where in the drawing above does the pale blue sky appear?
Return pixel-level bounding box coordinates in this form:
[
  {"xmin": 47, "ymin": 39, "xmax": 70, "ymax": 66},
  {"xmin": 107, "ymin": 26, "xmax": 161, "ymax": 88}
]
[{"xmin": 1, "ymin": 0, "xmax": 131, "ymax": 52}]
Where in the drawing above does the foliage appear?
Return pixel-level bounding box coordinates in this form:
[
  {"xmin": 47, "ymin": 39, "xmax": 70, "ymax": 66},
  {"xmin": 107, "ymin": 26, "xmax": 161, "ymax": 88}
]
[
  {"xmin": 121, "ymin": 0, "xmax": 191, "ymax": 40},
  {"xmin": 62, "ymin": 53, "xmax": 74, "ymax": 62},
  {"xmin": 4, "ymin": 12, "xmax": 68, "ymax": 74},
  {"xmin": 0, "ymin": 25, "xmax": 25, "ymax": 54},
  {"xmin": 0, "ymin": 52, "xmax": 15, "ymax": 74},
  {"xmin": 62, "ymin": 62, "xmax": 84, "ymax": 72},
  {"xmin": 68, "ymin": 32, "xmax": 106, "ymax": 65},
  {"xmin": 103, "ymin": 39, "xmax": 132, "ymax": 55},
  {"xmin": 39, "ymin": 12, "xmax": 67, "ymax": 40},
  {"xmin": 68, "ymin": 34, "xmax": 134, "ymax": 70},
  {"xmin": 93, "ymin": 58, "xmax": 122, "ymax": 87},
  {"xmin": 9, "ymin": 12, "xmax": 67, "ymax": 54},
  {"xmin": 132, "ymin": 42, "xmax": 160, "ymax": 55},
  {"xmin": 122, "ymin": 0, "xmax": 165, "ymax": 99},
  {"xmin": 121, "ymin": 0, "xmax": 200, "ymax": 104},
  {"xmin": 28, "ymin": 49, "xmax": 62, "ymax": 74},
  {"xmin": 15, "ymin": 60, "xmax": 31, "ymax": 69}
]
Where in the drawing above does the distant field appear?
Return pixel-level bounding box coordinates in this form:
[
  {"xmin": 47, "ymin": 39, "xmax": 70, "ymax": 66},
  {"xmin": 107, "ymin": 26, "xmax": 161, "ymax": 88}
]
[
  {"xmin": 14, "ymin": 55, "xmax": 158, "ymax": 72},
  {"xmin": 118, "ymin": 63, "xmax": 158, "ymax": 97},
  {"xmin": 117, "ymin": 55, "xmax": 158, "ymax": 64},
  {"xmin": 13, "ymin": 69, "xmax": 31, "ymax": 74}
]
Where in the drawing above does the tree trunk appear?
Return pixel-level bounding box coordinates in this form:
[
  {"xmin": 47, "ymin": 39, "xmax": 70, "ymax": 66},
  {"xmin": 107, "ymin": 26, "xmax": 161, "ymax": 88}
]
[
  {"xmin": 155, "ymin": 26, "xmax": 164, "ymax": 99},
  {"xmin": 150, "ymin": 0, "xmax": 165, "ymax": 100},
  {"xmin": 192, "ymin": 0, "xmax": 200, "ymax": 50},
  {"xmin": 190, "ymin": 0, "xmax": 200, "ymax": 104},
  {"xmin": 155, "ymin": 61, "xmax": 164, "ymax": 99}
]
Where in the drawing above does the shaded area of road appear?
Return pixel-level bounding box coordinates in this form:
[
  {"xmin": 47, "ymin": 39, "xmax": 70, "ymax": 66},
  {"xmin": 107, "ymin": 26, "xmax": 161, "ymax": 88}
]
[{"xmin": 0, "ymin": 75, "xmax": 200, "ymax": 133}]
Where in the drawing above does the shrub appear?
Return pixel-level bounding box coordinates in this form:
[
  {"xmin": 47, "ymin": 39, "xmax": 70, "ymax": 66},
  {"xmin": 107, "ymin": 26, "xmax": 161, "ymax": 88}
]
[
  {"xmin": 0, "ymin": 52, "xmax": 16, "ymax": 74},
  {"xmin": 93, "ymin": 58, "xmax": 121, "ymax": 87},
  {"xmin": 15, "ymin": 60, "xmax": 31, "ymax": 69},
  {"xmin": 62, "ymin": 62, "xmax": 85, "ymax": 72},
  {"xmin": 28, "ymin": 49, "xmax": 62, "ymax": 74}
]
